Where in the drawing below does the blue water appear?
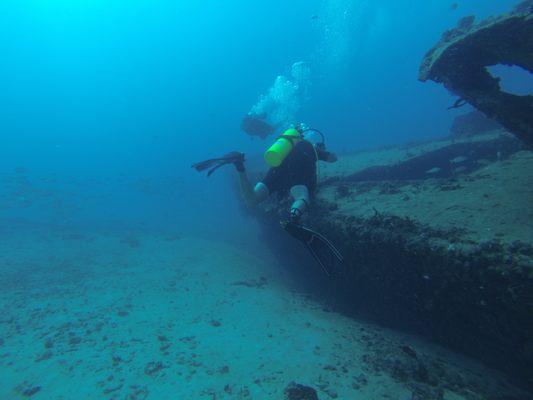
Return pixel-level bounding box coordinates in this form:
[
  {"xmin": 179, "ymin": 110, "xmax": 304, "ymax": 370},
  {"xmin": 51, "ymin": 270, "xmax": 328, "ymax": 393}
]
[{"xmin": 0, "ymin": 0, "xmax": 521, "ymax": 233}]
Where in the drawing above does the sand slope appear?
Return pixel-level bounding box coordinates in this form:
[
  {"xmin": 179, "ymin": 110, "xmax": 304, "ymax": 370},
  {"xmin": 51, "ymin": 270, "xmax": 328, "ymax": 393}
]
[{"xmin": 0, "ymin": 224, "xmax": 529, "ymax": 399}]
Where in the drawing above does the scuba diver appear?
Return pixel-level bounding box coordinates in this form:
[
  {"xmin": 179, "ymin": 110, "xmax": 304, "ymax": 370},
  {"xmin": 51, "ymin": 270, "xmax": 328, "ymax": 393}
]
[{"xmin": 192, "ymin": 124, "xmax": 343, "ymax": 275}]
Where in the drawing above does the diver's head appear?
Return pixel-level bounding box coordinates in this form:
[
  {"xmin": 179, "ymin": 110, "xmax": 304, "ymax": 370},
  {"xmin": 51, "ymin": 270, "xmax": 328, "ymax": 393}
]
[
  {"xmin": 294, "ymin": 122, "xmax": 309, "ymax": 133},
  {"xmin": 301, "ymin": 127, "xmax": 326, "ymax": 149}
]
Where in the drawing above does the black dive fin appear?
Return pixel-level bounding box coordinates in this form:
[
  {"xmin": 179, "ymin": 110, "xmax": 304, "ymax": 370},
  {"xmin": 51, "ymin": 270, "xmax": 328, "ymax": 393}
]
[
  {"xmin": 192, "ymin": 158, "xmax": 226, "ymax": 172},
  {"xmin": 282, "ymin": 221, "xmax": 344, "ymax": 276},
  {"xmin": 206, "ymin": 161, "xmax": 231, "ymax": 177},
  {"xmin": 192, "ymin": 152, "xmax": 245, "ymax": 177}
]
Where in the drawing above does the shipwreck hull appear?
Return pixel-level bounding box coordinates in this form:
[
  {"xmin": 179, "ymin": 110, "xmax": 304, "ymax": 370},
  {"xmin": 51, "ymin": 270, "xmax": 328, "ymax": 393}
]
[{"xmin": 251, "ymin": 133, "xmax": 533, "ymax": 390}]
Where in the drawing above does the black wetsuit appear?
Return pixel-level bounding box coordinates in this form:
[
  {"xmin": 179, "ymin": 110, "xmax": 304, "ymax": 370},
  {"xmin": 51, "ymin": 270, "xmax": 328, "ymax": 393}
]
[{"xmin": 261, "ymin": 140, "xmax": 331, "ymax": 196}]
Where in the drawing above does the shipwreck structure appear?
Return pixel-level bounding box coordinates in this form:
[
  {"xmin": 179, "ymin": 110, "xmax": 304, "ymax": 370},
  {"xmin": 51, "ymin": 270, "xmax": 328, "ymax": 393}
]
[
  {"xmin": 419, "ymin": 1, "xmax": 533, "ymax": 147},
  {"xmin": 243, "ymin": 3, "xmax": 533, "ymax": 392},
  {"xmin": 245, "ymin": 131, "xmax": 533, "ymax": 392}
]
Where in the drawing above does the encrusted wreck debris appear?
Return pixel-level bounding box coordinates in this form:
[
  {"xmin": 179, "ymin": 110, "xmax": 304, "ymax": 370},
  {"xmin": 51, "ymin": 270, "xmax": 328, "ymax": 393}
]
[
  {"xmin": 248, "ymin": 131, "xmax": 533, "ymax": 391},
  {"xmin": 419, "ymin": 1, "xmax": 533, "ymax": 147}
]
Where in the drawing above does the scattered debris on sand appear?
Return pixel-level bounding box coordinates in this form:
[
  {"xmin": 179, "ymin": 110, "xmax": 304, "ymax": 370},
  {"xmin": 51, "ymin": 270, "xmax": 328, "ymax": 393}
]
[{"xmin": 284, "ymin": 382, "xmax": 320, "ymax": 400}]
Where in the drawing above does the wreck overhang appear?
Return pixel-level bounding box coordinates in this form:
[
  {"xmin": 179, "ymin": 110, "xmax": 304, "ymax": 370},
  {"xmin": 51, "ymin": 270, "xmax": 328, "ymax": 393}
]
[{"xmin": 419, "ymin": 2, "xmax": 533, "ymax": 146}]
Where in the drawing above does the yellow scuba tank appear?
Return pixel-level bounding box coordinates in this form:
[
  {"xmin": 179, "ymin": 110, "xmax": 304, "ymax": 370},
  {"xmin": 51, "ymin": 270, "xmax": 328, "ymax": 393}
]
[{"xmin": 264, "ymin": 128, "xmax": 303, "ymax": 167}]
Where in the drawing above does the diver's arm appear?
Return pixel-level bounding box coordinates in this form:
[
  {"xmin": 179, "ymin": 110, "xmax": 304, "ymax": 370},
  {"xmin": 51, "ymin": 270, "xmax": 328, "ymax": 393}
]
[
  {"xmin": 316, "ymin": 148, "xmax": 337, "ymax": 163},
  {"xmin": 316, "ymin": 146, "xmax": 338, "ymax": 163},
  {"xmin": 325, "ymin": 152, "xmax": 338, "ymax": 162}
]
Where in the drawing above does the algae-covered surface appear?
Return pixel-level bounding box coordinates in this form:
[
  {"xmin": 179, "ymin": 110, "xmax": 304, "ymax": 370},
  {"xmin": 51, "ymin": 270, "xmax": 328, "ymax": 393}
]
[
  {"xmin": 319, "ymin": 138, "xmax": 533, "ymax": 246},
  {"xmin": 319, "ymin": 132, "xmax": 508, "ymax": 181},
  {"xmin": 1, "ymin": 222, "xmax": 531, "ymax": 400}
]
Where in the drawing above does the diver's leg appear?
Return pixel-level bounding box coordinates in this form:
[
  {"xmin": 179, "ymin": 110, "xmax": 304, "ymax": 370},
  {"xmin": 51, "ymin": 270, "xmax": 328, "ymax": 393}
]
[
  {"xmin": 238, "ymin": 172, "xmax": 269, "ymax": 207},
  {"xmin": 253, "ymin": 182, "xmax": 270, "ymax": 202},
  {"xmin": 289, "ymin": 184, "xmax": 310, "ymax": 221}
]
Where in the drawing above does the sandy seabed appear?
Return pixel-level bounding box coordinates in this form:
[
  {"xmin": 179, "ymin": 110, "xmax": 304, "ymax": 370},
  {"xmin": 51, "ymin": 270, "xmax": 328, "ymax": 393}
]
[{"xmin": 0, "ymin": 224, "xmax": 529, "ymax": 400}]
